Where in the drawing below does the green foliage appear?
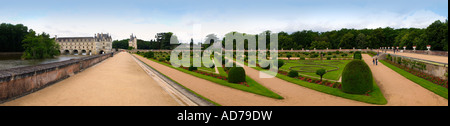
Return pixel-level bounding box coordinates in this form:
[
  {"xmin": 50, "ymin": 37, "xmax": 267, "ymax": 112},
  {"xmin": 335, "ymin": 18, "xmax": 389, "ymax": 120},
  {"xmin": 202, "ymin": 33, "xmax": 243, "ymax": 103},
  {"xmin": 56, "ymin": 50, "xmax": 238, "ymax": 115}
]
[
  {"xmin": 21, "ymin": 30, "xmax": 60, "ymax": 59},
  {"xmin": 286, "ymin": 54, "xmax": 292, "ymax": 59},
  {"xmin": 143, "ymin": 51, "xmax": 154, "ymax": 58},
  {"xmin": 127, "ymin": 46, "xmax": 134, "ymax": 50},
  {"xmin": 341, "ymin": 60, "xmax": 373, "ymax": 94},
  {"xmin": 353, "ymin": 51, "xmax": 362, "ymax": 60},
  {"xmin": 327, "ymin": 57, "xmax": 332, "ymax": 60},
  {"xmin": 228, "ymin": 67, "xmax": 246, "ymax": 83},
  {"xmin": 300, "ymin": 57, "xmax": 306, "ymax": 60},
  {"xmin": 273, "ymin": 20, "xmax": 447, "ymax": 51},
  {"xmin": 396, "ymin": 57, "xmax": 402, "ymax": 64},
  {"xmin": 158, "ymin": 57, "xmax": 165, "ymax": 62},
  {"xmin": 112, "ymin": 39, "xmax": 129, "ymax": 49},
  {"xmin": 277, "ymin": 59, "xmax": 285, "ymax": 68},
  {"xmin": 288, "ymin": 70, "xmax": 299, "ymax": 78},
  {"xmin": 315, "ymin": 69, "xmax": 327, "ymax": 81}
]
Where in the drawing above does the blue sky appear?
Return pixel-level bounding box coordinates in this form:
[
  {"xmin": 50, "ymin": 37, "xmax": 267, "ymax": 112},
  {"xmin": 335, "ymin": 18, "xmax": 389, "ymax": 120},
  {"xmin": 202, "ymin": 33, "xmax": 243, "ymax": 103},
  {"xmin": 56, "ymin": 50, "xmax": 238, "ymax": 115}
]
[{"xmin": 1, "ymin": 0, "xmax": 448, "ymax": 42}]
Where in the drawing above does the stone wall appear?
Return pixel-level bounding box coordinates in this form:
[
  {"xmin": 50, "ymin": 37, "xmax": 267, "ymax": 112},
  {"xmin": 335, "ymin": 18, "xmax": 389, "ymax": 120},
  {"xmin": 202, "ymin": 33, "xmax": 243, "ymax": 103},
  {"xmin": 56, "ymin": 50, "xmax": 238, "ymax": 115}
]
[{"xmin": 0, "ymin": 53, "xmax": 114, "ymax": 102}]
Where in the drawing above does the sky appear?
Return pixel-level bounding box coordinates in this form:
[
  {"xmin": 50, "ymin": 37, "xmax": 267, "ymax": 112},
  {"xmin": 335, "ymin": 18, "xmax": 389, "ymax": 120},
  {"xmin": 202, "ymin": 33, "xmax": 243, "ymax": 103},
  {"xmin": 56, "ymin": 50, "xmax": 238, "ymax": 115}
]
[{"xmin": 0, "ymin": 0, "xmax": 448, "ymax": 43}]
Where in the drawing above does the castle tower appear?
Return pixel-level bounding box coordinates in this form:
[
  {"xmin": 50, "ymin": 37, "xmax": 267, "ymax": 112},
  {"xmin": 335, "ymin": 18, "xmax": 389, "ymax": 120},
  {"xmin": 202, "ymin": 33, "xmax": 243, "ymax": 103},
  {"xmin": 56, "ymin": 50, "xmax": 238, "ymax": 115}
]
[{"xmin": 129, "ymin": 33, "xmax": 138, "ymax": 49}]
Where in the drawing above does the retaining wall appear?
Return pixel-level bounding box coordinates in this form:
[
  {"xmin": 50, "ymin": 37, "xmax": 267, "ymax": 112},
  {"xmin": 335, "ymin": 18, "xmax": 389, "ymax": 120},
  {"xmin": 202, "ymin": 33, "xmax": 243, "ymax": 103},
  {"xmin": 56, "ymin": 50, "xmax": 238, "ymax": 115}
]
[{"xmin": 0, "ymin": 53, "xmax": 114, "ymax": 102}]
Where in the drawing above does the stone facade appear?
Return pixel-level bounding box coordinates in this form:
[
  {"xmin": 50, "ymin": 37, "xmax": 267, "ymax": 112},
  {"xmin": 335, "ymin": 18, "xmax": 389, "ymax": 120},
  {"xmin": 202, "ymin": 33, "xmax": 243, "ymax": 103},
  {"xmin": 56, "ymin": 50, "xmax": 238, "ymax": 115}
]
[
  {"xmin": 129, "ymin": 34, "xmax": 137, "ymax": 49},
  {"xmin": 55, "ymin": 33, "xmax": 113, "ymax": 55}
]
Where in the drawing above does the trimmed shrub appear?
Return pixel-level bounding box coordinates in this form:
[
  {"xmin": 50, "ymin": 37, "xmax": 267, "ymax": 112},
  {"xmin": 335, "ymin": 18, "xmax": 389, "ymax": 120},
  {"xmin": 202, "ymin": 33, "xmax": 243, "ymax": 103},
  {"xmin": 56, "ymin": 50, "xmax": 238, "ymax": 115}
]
[
  {"xmin": 228, "ymin": 67, "xmax": 246, "ymax": 83},
  {"xmin": 333, "ymin": 55, "xmax": 337, "ymax": 58},
  {"xmin": 300, "ymin": 57, "xmax": 306, "ymax": 60},
  {"xmin": 327, "ymin": 57, "xmax": 332, "ymax": 60},
  {"xmin": 341, "ymin": 60, "xmax": 373, "ymax": 94},
  {"xmin": 158, "ymin": 57, "xmax": 165, "ymax": 62},
  {"xmin": 165, "ymin": 56, "xmax": 170, "ymax": 61},
  {"xmin": 327, "ymin": 52, "xmax": 332, "ymax": 55},
  {"xmin": 288, "ymin": 70, "xmax": 299, "ymax": 78},
  {"xmin": 316, "ymin": 69, "xmax": 327, "ymax": 81},
  {"xmin": 286, "ymin": 54, "xmax": 292, "ymax": 60},
  {"xmin": 260, "ymin": 61, "xmax": 271, "ymax": 69},
  {"xmin": 353, "ymin": 51, "xmax": 362, "ymax": 60},
  {"xmin": 144, "ymin": 51, "xmax": 154, "ymax": 58}
]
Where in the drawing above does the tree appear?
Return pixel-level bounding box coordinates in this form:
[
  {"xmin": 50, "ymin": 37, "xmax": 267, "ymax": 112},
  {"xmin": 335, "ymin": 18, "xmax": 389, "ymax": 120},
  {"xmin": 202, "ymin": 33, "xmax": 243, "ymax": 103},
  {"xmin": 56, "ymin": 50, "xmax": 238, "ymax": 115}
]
[
  {"xmin": 21, "ymin": 30, "xmax": 60, "ymax": 59},
  {"xmin": 112, "ymin": 39, "xmax": 129, "ymax": 49},
  {"xmin": 339, "ymin": 32, "xmax": 354, "ymax": 49},
  {"xmin": 0, "ymin": 23, "xmax": 29, "ymax": 52},
  {"xmin": 315, "ymin": 69, "xmax": 326, "ymax": 81}
]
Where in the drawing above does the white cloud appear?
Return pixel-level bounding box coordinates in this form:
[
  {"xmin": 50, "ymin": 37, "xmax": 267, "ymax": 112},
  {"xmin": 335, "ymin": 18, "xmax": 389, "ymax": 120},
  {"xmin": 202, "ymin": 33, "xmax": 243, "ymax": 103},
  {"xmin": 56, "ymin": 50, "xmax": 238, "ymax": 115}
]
[{"xmin": 3, "ymin": 9, "xmax": 447, "ymax": 43}]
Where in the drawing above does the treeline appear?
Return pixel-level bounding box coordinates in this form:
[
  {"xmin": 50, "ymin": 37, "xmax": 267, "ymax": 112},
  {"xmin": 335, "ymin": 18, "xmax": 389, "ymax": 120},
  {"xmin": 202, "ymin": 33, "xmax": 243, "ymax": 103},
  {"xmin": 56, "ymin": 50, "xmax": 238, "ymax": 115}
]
[
  {"xmin": 276, "ymin": 20, "xmax": 448, "ymax": 51},
  {"xmin": 0, "ymin": 23, "xmax": 29, "ymax": 52},
  {"xmin": 113, "ymin": 32, "xmax": 179, "ymax": 50}
]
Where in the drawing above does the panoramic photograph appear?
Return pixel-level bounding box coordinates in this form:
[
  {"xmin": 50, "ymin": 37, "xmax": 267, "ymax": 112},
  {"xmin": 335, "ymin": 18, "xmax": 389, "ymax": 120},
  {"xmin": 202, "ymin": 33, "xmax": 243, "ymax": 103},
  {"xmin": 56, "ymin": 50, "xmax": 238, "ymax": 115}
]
[{"xmin": 0, "ymin": 0, "xmax": 448, "ymax": 122}]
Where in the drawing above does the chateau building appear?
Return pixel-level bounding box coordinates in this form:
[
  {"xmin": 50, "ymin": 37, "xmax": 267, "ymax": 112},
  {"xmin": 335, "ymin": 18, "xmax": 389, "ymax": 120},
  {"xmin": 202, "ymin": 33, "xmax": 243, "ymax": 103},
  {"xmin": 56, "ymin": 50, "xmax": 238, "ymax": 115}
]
[
  {"xmin": 129, "ymin": 34, "xmax": 137, "ymax": 49},
  {"xmin": 55, "ymin": 33, "xmax": 113, "ymax": 55}
]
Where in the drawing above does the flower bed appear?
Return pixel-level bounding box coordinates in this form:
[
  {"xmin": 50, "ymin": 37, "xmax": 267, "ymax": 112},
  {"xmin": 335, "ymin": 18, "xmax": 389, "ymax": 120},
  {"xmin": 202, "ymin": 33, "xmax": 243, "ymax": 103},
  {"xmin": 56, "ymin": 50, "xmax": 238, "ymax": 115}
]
[{"xmin": 384, "ymin": 60, "xmax": 448, "ymax": 88}]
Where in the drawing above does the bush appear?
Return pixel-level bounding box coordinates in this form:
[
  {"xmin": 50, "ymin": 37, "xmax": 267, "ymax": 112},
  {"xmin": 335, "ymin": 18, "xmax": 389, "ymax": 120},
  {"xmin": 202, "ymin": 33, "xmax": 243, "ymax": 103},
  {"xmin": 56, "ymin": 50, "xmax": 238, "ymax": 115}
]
[
  {"xmin": 327, "ymin": 57, "xmax": 332, "ymax": 60},
  {"xmin": 144, "ymin": 51, "xmax": 154, "ymax": 58},
  {"xmin": 333, "ymin": 55, "xmax": 337, "ymax": 58},
  {"xmin": 228, "ymin": 67, "xmax": 246, "ymax": 83},
  {"xmin": 341, "ymin": 60, "xmax": 373, "ymax": 94},
  {"xmin": 327, "ymin": 52, "xmax": 332, "ymax": 55},
  {"xmin": 300, "ymin": 57, "xmax": 306, "ymax": 60},
  {"xmin": 188, "ymin": 65, "xmax": 198, "ymax": 71},
  {"xmin": 158, "ymin": 57, "xmax": 165, "ymax": 62},
  {"xmin": 288, "ymin": 70, "xmax": 299, "ymax": 78},
  {"xmin": 353, "ymin": 51, "xmax": 362, "ymax": 60},
  {"xmin": 165, "ymin": 56, "xmax": 170, "ymax": 61},
  {"xmin": 286, "ymin": 54, "xmax": 292, "ymax": 60}
]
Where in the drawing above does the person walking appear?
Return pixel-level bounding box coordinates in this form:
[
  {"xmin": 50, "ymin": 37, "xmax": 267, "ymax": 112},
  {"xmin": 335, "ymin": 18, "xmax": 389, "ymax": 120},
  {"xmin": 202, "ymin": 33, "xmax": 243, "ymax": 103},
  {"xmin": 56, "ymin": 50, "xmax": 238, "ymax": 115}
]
[{"xmin": 373, "ymin": 58, "xmax": 375, "ymax": 65}]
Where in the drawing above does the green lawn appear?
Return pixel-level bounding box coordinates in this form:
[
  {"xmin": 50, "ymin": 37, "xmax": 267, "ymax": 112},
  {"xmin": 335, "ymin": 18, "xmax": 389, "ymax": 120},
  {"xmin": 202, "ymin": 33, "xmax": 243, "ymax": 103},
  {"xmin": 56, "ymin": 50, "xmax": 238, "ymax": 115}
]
[
  {"xmin": 243, "ymin": 60, "xmax": 387, "ymax": 105},
  {"xmin": 280, "ymin": 60, "xmax": 351, "ymax": 81},
  {"xmin": 380, "ymin": 60, "xmax": 448, "ymax": 99},
  {"xmin": 136, "ymin": 54, "xmax": 284, "ymax": 100}
]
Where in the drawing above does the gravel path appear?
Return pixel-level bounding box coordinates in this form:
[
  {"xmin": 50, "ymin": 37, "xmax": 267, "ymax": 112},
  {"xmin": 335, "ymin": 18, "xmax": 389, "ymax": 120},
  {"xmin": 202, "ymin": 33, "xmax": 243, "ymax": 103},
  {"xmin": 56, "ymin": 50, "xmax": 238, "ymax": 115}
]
[
  {"xmin": 1, "ymin": 52, "xmax": 180, "ymax": 106},
  {"xmin": 362, "ymin": 54, "xmax": 447, "ymax": 106}
]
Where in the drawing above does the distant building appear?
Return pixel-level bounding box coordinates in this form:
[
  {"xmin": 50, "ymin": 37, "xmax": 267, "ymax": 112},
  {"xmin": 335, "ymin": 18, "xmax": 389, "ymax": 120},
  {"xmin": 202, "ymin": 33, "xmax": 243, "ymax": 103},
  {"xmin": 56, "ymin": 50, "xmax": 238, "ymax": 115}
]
[
  {"xmin": 129, "ymin": 33, "xmax": 137, "ymax": 49},
  {"xmin": 55, "ymin": 33, "xmax": 112, "ymax": 55}
]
